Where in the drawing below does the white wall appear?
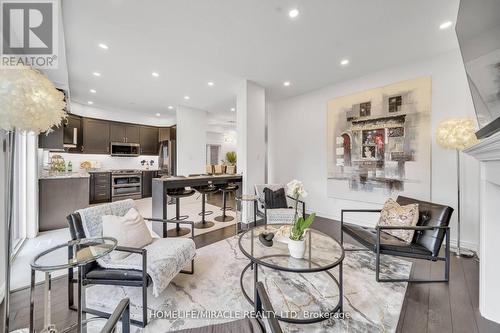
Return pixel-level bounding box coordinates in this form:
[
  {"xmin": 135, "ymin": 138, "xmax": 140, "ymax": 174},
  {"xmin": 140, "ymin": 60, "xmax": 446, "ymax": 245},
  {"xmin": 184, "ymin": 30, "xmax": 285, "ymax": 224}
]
[
  {"xmin": 70, "ymin": 102, "xmax": 175, "ymax": 127},
  {"xmin": 176, "ymin": 106, "xmax": 207, "ymax": 176},
  {"xmin": 206, "ymin": 131, "xmax": 237, "ymax": 164},
  {"xmin": 268, "ymin": 49, "xmax": 480, "ymax": 251}
]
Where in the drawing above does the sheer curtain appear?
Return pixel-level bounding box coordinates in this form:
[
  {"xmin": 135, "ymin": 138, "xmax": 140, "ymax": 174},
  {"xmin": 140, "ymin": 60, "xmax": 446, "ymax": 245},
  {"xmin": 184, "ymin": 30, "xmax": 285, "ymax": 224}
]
[{"xmin": 11, "ymin": 131, "xmax": 38, "ymax": 255}]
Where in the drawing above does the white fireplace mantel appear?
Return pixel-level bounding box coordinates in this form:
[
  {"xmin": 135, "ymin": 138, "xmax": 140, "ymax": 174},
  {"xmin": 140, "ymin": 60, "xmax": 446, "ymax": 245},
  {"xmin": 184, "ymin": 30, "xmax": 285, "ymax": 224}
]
[{"xmin": 464, "ymin": 131, "xmax": 500, "ymax": 324}]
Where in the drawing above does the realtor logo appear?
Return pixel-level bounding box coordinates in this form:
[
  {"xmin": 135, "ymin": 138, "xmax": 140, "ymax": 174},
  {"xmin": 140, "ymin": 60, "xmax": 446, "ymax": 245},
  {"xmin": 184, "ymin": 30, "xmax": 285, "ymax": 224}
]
[{"xmin": 1, "ymin": 0, "xmax": 58, "ymax": 68}]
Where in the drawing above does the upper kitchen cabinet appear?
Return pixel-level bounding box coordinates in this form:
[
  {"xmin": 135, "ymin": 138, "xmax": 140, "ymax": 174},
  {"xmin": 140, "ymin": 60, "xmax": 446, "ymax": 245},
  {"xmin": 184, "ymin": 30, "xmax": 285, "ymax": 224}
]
[
  {"xmin": 159, "ymin": 127, "xmax": 170, "ymax": 142},
  {"xmin": 39, "ymin": 124, "xmax": 64, "ymax": 151},
  {"xmin": 140, "ymin": 126, "xmax": 159, "ymax": 155},
  {"xmin": 110, "ymin": 123, "xmax": 140, "ymax": 143},
  {"xmin": 82, "ymin": 118, "xmax": 110, "ymax": 154},
  {"xmin": 63, "ymin": 114, "xmax": 83, "ymax": 153}
]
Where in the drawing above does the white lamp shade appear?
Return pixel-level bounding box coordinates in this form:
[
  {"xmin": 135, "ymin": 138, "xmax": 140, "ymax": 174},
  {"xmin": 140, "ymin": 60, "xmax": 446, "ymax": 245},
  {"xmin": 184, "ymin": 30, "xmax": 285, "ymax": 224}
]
[
  {"xmin": 436, "ymin": 118, "xmax": 479, "ymax": 150},
  {"xmin": 0, "ymin": 66, "xmax": 66, "ymax": 134}
]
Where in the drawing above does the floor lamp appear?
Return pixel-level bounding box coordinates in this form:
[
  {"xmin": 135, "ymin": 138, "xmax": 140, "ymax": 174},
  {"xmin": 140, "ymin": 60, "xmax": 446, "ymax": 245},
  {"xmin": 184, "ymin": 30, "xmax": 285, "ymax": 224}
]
[
  {"xmin": 1, "ymin": 66, "xmax": 67, "ymax": 332},
  {"xmin": 436, "ymin": 118, "xmax": 479, "ymax": 258}
]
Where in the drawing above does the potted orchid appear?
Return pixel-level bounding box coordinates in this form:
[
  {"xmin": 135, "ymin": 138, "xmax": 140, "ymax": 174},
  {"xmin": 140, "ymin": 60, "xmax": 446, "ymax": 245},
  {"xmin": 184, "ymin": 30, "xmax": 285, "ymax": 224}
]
[{"xmin": 286, "ymin": 180, "xmax": 315, "ymax": 259}]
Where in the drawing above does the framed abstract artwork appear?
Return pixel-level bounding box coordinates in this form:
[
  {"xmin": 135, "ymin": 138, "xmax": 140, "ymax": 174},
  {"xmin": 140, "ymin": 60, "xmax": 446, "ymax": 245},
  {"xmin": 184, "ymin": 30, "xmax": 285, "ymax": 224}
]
[{"xmin": 326, "ymin": 77, "xmax": 432, "ymax": 203}]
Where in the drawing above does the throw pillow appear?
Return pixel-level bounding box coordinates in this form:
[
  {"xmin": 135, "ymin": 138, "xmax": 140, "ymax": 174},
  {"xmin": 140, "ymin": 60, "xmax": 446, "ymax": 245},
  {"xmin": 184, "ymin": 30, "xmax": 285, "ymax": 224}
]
[
  {"xmin": 263, "ymin": 187, "xmax": 288, "ymax": 209},
  {"xmin": 377, "ymin": 198, "xmax": 419, "ymax": 243},
  {"xmin": 102, "ymin": 207, "xmax": 153, "ymax": 260}
]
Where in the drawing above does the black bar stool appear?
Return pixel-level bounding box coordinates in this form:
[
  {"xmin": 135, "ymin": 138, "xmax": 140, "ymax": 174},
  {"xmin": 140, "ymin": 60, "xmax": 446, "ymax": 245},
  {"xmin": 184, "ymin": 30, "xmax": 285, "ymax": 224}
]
[
  {"xmin": 166, "ymin": 187, "xmax": 195, "ymax": 237},
  {"xmin": 193, "ymin": 182, "xmax": 219, "ymax": 229},
  {"xmin": 214, "ymin": 183, "xmax": 239, "ymax": 222}
]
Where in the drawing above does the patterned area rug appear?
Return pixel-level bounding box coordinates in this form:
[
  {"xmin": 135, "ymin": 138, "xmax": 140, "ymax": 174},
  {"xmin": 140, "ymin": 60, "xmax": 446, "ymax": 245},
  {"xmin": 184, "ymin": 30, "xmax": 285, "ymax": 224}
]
[{"xmin": 86, "ymin": 235, "xmax": 411, "ymax": 332}]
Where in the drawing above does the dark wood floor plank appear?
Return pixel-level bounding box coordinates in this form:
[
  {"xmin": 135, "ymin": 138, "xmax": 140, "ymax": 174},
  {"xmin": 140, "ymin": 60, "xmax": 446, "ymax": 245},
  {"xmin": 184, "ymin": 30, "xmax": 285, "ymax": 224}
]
[
  {"xmin": 448, "ymin": 255, "xmax": 479, "ymax": 333},
  {"xmin": 427, "ymin": 254, "xmax": 452, "ymax": 333},
  {"xmin": 400, "ymin": 258, "xmax": 431, "ymax": 333},
  {"xmin": 461, "ymin": 258, "xmax": 500, "ymax": 333}
]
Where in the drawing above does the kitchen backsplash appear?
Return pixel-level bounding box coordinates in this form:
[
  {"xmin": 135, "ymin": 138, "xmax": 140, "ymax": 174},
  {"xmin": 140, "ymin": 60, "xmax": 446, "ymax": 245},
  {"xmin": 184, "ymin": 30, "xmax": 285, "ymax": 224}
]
[{"xmin": 40, "ymin": 151, "xmax": 159, "ymax": 171}]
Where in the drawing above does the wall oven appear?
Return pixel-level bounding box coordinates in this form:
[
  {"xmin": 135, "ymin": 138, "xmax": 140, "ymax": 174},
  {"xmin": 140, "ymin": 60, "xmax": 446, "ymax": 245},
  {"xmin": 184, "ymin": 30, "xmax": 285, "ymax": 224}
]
[
  {"xmin": 110, "ymin": 142, "xmax": 140, "ymax": 156},
  {"xmin": 111, "ymin": 170, "xmax": 142, "ymax": 201}
]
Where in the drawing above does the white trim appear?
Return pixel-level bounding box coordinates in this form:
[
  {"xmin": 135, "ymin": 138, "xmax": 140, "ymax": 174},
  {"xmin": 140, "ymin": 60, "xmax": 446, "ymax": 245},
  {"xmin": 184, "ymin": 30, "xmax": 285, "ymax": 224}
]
[{"xmin": 464, "ymin": 131, "xmax": 500, "ymax": 161}]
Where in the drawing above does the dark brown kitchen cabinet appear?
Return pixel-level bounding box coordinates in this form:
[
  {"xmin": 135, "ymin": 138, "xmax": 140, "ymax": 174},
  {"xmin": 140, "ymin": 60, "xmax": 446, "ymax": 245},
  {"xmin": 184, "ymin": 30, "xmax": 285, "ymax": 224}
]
[
  {"xmin": 159, "ymin": 127, "xmax": 170, "ymax": 142},
  {"xmin": 141, "ymin": 170, "xmax": 158, "ymax": 198},
  {"xmin": 82, "ymin": 118, "xmax": 110, "ymax": 154},
  {"xmin": 140, "ymin": 126, "xmax": 159, "ymax": 155},
  {"xmin": 110, "ymin": 124, "xmax": 140, "ymax": 143},
  {"xmin": 89, "ymin": 172, "xmax": 111, "ymax": 204},
  {"xmin": 38, "ymin": 124, "xmax": 64, "ymax": 151},
  {"xmin": 64, "ymin": 114, "xmax": 82, "ymax": 153}
]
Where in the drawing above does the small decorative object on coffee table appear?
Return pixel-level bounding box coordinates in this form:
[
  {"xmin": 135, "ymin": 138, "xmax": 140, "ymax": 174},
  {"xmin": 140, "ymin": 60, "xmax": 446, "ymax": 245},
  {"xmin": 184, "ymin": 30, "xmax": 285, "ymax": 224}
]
[{"xmin": 286, "ymin": 180, "xmax": 315, "ymax": 258}]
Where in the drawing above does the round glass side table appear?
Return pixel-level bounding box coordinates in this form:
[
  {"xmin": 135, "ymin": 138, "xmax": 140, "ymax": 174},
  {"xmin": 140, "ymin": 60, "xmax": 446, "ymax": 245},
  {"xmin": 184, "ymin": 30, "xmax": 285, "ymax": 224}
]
[{"xmin": 29, "ymin": 237, "xmax": 117, "ymax": 333}]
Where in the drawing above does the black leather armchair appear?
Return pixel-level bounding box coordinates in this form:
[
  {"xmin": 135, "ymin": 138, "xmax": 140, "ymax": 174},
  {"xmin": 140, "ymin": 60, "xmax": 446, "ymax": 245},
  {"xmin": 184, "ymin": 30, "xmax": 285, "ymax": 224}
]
[
  {"xmin": 67, "ymin": 212, "xmax": 195, "ymax": 327},
  {"xmin": 341, "ymin": 196, "xmax": 453, "ymax": 283}
]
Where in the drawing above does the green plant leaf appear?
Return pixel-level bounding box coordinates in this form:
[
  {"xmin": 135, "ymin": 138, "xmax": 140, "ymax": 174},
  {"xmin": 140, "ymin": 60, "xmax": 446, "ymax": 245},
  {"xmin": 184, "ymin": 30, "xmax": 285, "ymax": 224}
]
[{"xmin": 289, "ymin": 213, "xmax": 316, "ymax": 240}]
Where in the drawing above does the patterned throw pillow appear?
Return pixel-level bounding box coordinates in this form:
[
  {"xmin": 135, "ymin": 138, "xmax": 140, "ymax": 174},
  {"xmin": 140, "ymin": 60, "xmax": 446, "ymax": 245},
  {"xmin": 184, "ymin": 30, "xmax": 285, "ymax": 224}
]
[{"xmin": 377, "ymin": 198, "xmax": 419, "ymax": 243}]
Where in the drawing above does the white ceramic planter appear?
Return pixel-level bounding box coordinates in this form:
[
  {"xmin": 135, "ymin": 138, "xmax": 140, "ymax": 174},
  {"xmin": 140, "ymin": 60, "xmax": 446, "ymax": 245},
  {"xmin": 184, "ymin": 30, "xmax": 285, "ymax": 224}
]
[{"xmin": 288, "ymin": 239, "xmax": 306, "ymax": 259}]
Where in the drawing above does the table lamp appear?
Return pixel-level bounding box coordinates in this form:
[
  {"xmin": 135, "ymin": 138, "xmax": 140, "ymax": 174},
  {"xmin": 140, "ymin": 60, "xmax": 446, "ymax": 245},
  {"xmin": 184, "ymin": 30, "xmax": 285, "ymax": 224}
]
[{"xmin": 436, "ymin": 118, "xmax": 479, "ymax": 258}]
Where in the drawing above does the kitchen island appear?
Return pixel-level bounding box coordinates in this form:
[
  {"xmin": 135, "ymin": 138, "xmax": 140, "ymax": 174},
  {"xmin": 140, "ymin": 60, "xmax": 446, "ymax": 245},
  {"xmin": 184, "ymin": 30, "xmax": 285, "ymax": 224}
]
[{"xmin": 152, "ymin": 174, "xmax": 243, "ymax": 237}]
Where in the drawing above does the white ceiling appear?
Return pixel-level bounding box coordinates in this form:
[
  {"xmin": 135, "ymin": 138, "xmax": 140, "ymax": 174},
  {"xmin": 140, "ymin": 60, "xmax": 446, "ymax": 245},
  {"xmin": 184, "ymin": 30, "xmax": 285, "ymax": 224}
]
[{"xmin": 62, "ymin": 0, "xmax": 460, "ymax": 130}]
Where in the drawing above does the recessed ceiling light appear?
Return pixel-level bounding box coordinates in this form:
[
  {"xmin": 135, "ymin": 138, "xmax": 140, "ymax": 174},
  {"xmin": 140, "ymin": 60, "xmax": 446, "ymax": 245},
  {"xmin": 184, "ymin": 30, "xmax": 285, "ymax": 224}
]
[
  {"xmin": 230, "ymin": 107, "xmax": 236, "ymax": 112},
  {"xmin": 184, "ymin": 95, "xmax": 190, "ymax": 100},
  {"xmin": 439, "ymin": 21, "xmax": 453, "ymax": 30},
  {"xmin": 152, "ymin": 72, "xmax": 160, "ymax": 77},
  {"xmin": 98, "ymin": 43, "xmax": 109, "ymax": 50},
  {"xmin": 93, "ymin": 72, "xmax": 101, "ymax": 77},
  {"xmin": 283, "ymin": 81, "xmax": 291, "ymax": 87},
  {"xmin": 288, "ymin": 8, "xmax": 299, "ymax": 18},
  {"xmin": 168, "ymin": 105, "xmax": 174, "ymax": 110},
  {"xmin": 87, "ymin": 101, "xmax": 93, "ymax": 105},
  {"xmin": 207, "ymin": 81, "xmax": 214, "ymax": 86},
  {"xmin": 156, "ymin": 113, "xmax": 161, "ymax": 117},
  {"xmin": 89, "ymin": 89, "xmax": 97, "ymax": 93},
  {"xmin": 340, "ymin": 59, "xmax": 350, "ymax": 66}
]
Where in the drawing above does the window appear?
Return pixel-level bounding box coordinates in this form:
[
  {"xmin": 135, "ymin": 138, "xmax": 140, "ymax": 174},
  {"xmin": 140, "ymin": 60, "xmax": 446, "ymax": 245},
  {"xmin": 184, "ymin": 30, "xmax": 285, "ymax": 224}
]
[
  {"xmin": 206, "ymin": 144, "xmax": 221, "ymax": 165},
  {"xmin": 359, "ymin": 102, "xmax": 371, "ymax": 117}
]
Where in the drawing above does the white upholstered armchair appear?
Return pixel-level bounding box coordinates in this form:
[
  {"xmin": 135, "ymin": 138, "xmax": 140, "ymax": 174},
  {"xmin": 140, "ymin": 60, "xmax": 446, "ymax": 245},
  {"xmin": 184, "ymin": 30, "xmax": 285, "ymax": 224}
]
[{"xmin": 254, "ymin": 184, "xmax": 305, "ymax": 224}]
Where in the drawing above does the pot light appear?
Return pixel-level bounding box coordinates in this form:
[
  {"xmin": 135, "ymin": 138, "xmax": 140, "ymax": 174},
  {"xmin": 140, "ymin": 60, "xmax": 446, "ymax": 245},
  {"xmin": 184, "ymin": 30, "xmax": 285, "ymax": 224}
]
[
  {"xmin": 340, "ymin": 59, "xmax": 349, "ymax": 66},
  {"xmin": 230, "ymin": 107, "xmax": 236, "ymax": 112},
  {"xmin": 152, "ymin": 72, "xmax": 160, "ymax": 77},
  {"xmin": 184, "ymin": 95, "xmax": 190, "ymax": 100},
  {"xmin": 87, "ymin": 101, "xmax": 94, "ymax": 105},
  {"xmin": 288, "ymin": 8, "xmax": 299, "ymax": 18},
  {"xmin": 89, "ymin": 89, "xmax": 96, "ymax": 93},
  {"xmin": 156, "ymin": 113, "xmax": 161, "ymax": 117},
  {"xmin": 98, "ymin": 43, "xmax": 109, "ymax": 50},
  {"xmin": 168, "ymin": 105, "xmax": 174, "ymax": 110},
  {"xmin": 207, "ymin": 81, "xmax": 214, "ymax": 86},
  {"xmin": 93, "ymin": 72, "xmax": 101, "ymax": 77},
  {"xmin": 283, "ymin": 81, "xmax": 291, "ymax": 87},
  {"xmin": 439, "ymin": 21, "xmax": 453, "ymax": 30}
]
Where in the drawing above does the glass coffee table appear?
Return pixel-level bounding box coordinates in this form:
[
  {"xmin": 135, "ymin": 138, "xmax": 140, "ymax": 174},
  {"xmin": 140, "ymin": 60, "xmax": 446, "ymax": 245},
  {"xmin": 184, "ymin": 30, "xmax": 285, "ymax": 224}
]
[
  {"xmin": 30, "ymin": 237, "xmax": 117, "ymax": 333},
  {"xmin": 238, "ymin": 224, "xmax": 344, "ymax": 324}
]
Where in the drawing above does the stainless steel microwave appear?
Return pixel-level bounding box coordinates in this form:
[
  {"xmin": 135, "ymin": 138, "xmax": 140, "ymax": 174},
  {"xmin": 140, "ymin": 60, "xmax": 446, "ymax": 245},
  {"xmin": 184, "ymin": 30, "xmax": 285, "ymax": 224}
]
[{"xmin": 110, "ymin": 142, "xmax": 140, "ymax": 156}]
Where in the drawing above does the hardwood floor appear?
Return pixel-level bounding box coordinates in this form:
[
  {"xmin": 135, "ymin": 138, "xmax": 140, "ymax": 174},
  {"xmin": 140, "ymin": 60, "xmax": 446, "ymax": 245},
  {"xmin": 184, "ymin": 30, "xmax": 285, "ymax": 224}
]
[{"xmin": 2, "ymin": 211, "xmax": 499, "ymax": 332}]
